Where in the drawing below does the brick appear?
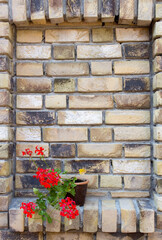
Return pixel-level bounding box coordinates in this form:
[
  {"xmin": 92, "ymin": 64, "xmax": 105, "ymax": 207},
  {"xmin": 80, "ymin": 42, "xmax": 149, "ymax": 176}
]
[
  {"xmin": 64, "ymin": 160, "xmax": 110, "ymax": 173},
  {"xmin": 102, "ymin": 200, "xmax": 117, "ymax": 232},
  {"xmin": 0, "ymin": 144, "xmax": 12, "ymax": 159},
  {"xmin": 124, "ymin": 176, "xmax": 150, "ymax": 190},
  {"xmin": 45, "ymin": 95, "xmax": 66, "ymax": 109},
  {"xmin": 137, "ymin": 0, "xmax": 153, "ymax": 26},
  {"xmin": 9, "ymin": 207, "xmax": 24, "ymax": 232},
  {"xmin": 106, "ymin": 110, "xmax": 150, "ymax": 125},
  {"xmin": 48, "ymin": 0, "xmax": 64, "ymax": 23},
  {"xmin": 154, "ymin": 161, "xmax": 162, "ymax": 175},
  {"xmin": 17, "ymin": 78, "xmax": 51, "ymax": 93},
  {"xmin": 0, "ymin": 127, "xmax": 13, "ymax": 141},
  {"xmin": 16, "ymin": 127, "xmax": 41, "ymax": 142},
  {"xmin": 154, "ymin": 194, "xmax": 162, "ymax": 211},
  {"xmin": 90, "ymin": 128, "xmax": 112, "ymax": 142},
  {"xmin": 66, "ymin": 0, "xmax": 81, "ymax": 22},
  {"xmin": 83, "ymin": 200, "xmax": 98, "ymax": 232},
  {"xmin": 58, "ymin": 111, "xmax": 102, "ymax": 125},
  {"xmin": 0, "ymin": 212, "xmax": 8, "ymax": 228},
  {"xmin": 43, "ymin": 127, "xmax": 87, "ymax": 142},
  {"xmin": 156, "ymin": 179, "xmax": 162, "ymax": 193},
  {"xmin": 46, "ymin": 233, "xmax": 79, "ymax": 240},
  {"xmin": 45, "ymin": 29, "xmax": 89, "ymax": 42},
  {"xmin": 54, "ymin": 78, "xmax": 75, "ymax": 92},
  {"xmin": 0, "ymin": 91, "xmax": 11, "ymax": 108},
  {"xmin": 101, "ymin": 0, "xmax": 115, "ymax": 22},
  {"xmin": 0, "ymin": 231, "xmax": 43, "ymax": 240},
  {"xmin": 124, "ymin": 77, "xmax": 150, "ymax": 92},
  {"xmin": 17, "ymin": 95, "xmax": 42, "ymax": 109},
  {"xmin": 16, "ymin": 63, "xmax": 43, "ymax": 76},
  {"xmin": 0, "ymin": 4, "xmax": 8, "ymax": 20},
  {"xmin": 114, "ymin": 127, "xmax": 150, "ymax": 141},
  {"xmin": 46, "ymin": 62, "xmax": 89, "ymax": 76},
  {"xmin": 0, "ymin": 22, "xmax": 12, "ymax": 40},
  {"xmin": 31, "ymin": 0, "xmax": 46, "ymax": 24},
  {"xmin": 125, "ymin": 144, "xmax": 151, "ymax": 158},
  {"xmin": 69, "ymin": 95, "xmax": 113, "ymax": 109},
  {"xmin": 154, "ymin": 56, "xmax": 162, "ymax": 72},
  {"xmin": 16, "ymin": 143, "xmax": 49, "ymax": 158},
  {"xmin": 153, "ymin": 38, "xmax": 162, "ymax": 57},
  {"xmin": 120, "ymin": 199, "xmax": 136, "ymax": 233},
  {"xmin": 64, "ymin": 211, "xmax": 79, "ymax": 231},
  {"xmin": 54, "ymin": 45, "xmax": 75, "ymax": 60},
  {"xmin": 157, "ymin": 213, "xmax": 162, "ymax": 229},
  {"xmin": 77, "ymin": 44, "xmax": 122, "ymax": 59},
  {"xmin": 12, "ymin": 0, "xmax": 27, "ymax": 24},
  {"xmin": 16, "ymin": 111, "xmax": 55, "ymax": 125},
  {"xmin": 0, "ymin": 56, "xmax": 10, "ymax": 73},
  {"xmin": 156, "ymin": 4, "xmax": 162, "ymax": 20},
  {"xmin": 0, "ymin": 73, "xmax": 11, "ymax": 90},
  {"xmin": 84, "ymin": 0, "xmax": 98, "ymax": 22},
  {"xmin": 0, "ymin": 160, "xmax": 11, "ymax": 176},
  {"xmin": 124, "ymin": 43, "xmax": 149, "ymax": 59},
  {"xmin": 17, "ymin": 30, "xmax": 42, "ymax": 43},
  {"xmin": 116, "ymin": 28, "xmax": 149, "ymax": 42},
  {"xmin": 0, "ymin": 39, "xmax": 12, "ymax": 58},
  {"xmin": 46, "ymin": 206, "xmax": 61, "ymax": 232},
  {"xmin": 112, "ymin": 192, "xmax": 150, "ymax": 198},
  {"xmin": 119, "ymin": 0, "xmax": 134, "ymax": 24},
  {"xmin": 154, "ymin": 144, "xmax": 162, "ymax": 159},
  {"xmin": 153, "ymin": 73, "xmax": 162, "ymax": 90},
  {"xmin": 51, "ymin": 144, "xmax": 75, "ymax": 158},
  {"xmin": 114, "ymin": 61, "xmax": 150, "ymax": 75},
  {"xmin": 17, "ymin": 45, "xmax": 51, "ymax": 60},
  {"xmin": 148, "ymin": 233, "xmax": 162, "ymax": 240},
  {"xmin": 154, "ymin": 126, "xmax": 162, "ymax": 141},
  {"xmin": 115, "ymin": 94, "xmax": 150, "ymax": 109},
  {"xmin": 101, "ymin": 175, "xmax": 122, "ymax": 189},
  {"xmin": 0, "ymin": 194, "xmax": 12, "ymax": 211},
  {"xmin": 97, "ymin": 233, "xmax": 145, "ymax": 240},
  {"xmin": 78, "ymin": 77, "xmax": 122, "ymax": 92},
  {"xmin": 0, "ymin": 176, "xmax": 12, "ymax": 193},
  {"xmin": 28, "ymin": 211, "xmax": 43, "ymax": 232},
  {"xmin": 15, "ymin": 174, "xmax": 40, "ymax": 189},
  {"xmin": 154, "ymin": 109, "xmax": 162, "ymax": 123},
  {"xmin": 153, "ymin": 22, "xmax": 162, "ymax": 39},
  {"xmin": 92, "ymin": 28, "xmax": 113, "ymax": 42},
  {"xmin": 0, "ymin": 109, "xmax": 12, "ymax": 124},
  {"xmin": 154, "ymin": 90, "xmax": 162, "ymax": 107},
  {"xmin": 91, "ymin": 62, "xmax": 112, "ymax": 75},
  {"xmin": 113, "ymin": 160, "xmax": 151, "ymax": 174},
  {"xmin": 78, "ymin": 144, "xmax": 122, "ymax": 158}
]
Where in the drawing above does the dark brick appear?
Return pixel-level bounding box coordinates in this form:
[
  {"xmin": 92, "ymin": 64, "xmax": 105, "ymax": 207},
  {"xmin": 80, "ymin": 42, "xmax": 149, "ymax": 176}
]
[
  {"xmin": 15, "ymin": 190, "xmax": 43, "ymax": 197},
  {"xmin": 66, "ymin": 0, "xmax": 81, "ymax": 21},
  {"xmin": 16, "ymin": 174, "xmax": 41, "ymax": 188},
  {"xmin": 101, "ymin": 0, "xmax": 115, "ymax": 16},
  {"xmin": 54, "ymin": 46, "xmax": 75, "ymax": 60},
  {"xmin": 124, "ymin": 77, "xmax": 150, "ymax": 92},
  {"xmin": 0, "ymin": 56, "xmax": 10, "ymax": 72},
  {"xmin": 51, "ymin": 144, "xmax": 75, "ymax": 158},
  {"xmin": 124, "ymin": 43, "xmax": 150, "ymax": 59},
  {"xmin": 54, "ymin": 78, "xmax": 75, "ymax": 92},
  {"xmin": 16, "ymin": 111, "xmax": 55, "ymax": 125},
  {"xmin": 31, "ymin": 0, "xmax": 44, "ymax": 13},
  {"xmin": 0, "ymin": 231, "xmax": 42, "ymax": 240}
]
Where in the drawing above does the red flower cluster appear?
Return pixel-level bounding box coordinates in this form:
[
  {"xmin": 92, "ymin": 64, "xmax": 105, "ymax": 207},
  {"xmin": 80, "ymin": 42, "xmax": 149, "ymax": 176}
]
[
  {"xmin": 22, "ymin": 148, "xmax": 33, "ymax": 156},
  {"xmin": 59, "ymin": 197, "xmax": 79, "ymax": 219},
  {"xmin": 35, "ymin": 146, "xmax": 44, "ymax": 156},
  {"xmin": 33, "ymin": 168, "xmax": 61, "ymax": 188},
  {"xmin": 20, "ymin": 202, "xmax": 36, "ymax": 218}
]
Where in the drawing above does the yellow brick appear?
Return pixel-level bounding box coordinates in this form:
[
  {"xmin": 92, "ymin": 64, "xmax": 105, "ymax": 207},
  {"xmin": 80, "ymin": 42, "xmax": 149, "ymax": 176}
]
[
  {"xmin": 114, "ymin": 61, "xmax": 150, "ymax": 74},
  {"xmin": 114, "ymin": 127, "xmax": 150, "ymax": 141},
  {"xmin": 16, "ymin": 127, "xmax": 41, "ymax": 142},
  {"xmin": 17, "ymin": 95, "xmax": 42, "ymax": 109},
  {"xmin": 16, "ymin": 63, "xmax": 43, "ymax": 76},
  {"xmin": 119, "ymin": 0, "xmax": 135, "ymax": 25},
  {"xmin": 17, "ymin": 30, "xmax": 43, "ymax": 43},
  {"xmin": 90, "ymin": 128, "xmax": 112, "ymax": 142},
  {"xmin": 92, "ymin": 28, "xmax": 113, "ymax": 42},
  {"xmin": 154, "ymin": 161, "xmax": 162, "ymax": 175},
  {"xmin": 0, "ymin": 39, "xmax": 12, "ymax": 58},
  {"xmin": 17, "ymin": 45, "xmax": 51, "ymax": 59},
  {"xmin": 124, "ymin": 176, "xmax": 150, "ymax": 190},
  {"xmin": 153, "ymin": 73, "xmax": 162, "ymax": 90},
  {"xmin": 100, "ymin": 175, "xmax": 122, "ymax": 189},
  {"xmin": 0, "ymin": 4, "xmax": 8, "ymax": 20},
  {"xmin": 137, "ymin": 0, "xmax": 153, "ymax": 26},
  {"xmin": 12, "ymin": 0, "xmax": 27, "ymax": 24},
  {"xmin": 116, "ymin": 28, "xmax": 149, "ymax": 42},
  {"xmin": 91, "ymin": 62, "xmax": 112, "ymax": 75},
  {"xmin": 45, "ymin": 95, "xmax": 66, "ymax": 109}
]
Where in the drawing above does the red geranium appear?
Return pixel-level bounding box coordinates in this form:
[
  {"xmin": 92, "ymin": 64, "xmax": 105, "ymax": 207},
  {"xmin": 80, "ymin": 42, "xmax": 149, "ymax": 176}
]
[
  {"xmin": 20, "ymin": 202, "xmax": 36, "ymax": 218},
  {"xmin": 59, "ymin": 197, "xmax": 79, "ymax": 219},
  {"xmin": 22, "ymin": 148, "xmax": 33, "ymax": 156},
  {"xmin": 35, "ymin": 146, "xmax": 44, "ymax": 156}
]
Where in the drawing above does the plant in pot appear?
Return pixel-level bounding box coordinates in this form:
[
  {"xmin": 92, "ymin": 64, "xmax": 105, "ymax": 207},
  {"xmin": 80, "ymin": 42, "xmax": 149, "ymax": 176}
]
[{"xmin": 20, "ymin": 146, "xmax": 88, "ymax": 223}]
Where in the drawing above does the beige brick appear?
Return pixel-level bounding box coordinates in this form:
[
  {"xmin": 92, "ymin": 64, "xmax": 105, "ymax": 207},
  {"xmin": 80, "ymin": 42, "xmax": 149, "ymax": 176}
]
[
  {"xmin": 112, "ymin": 191, "xmax": 150, "ymax": 198},
  {"xmin": 16, "ymin": 143, "xmax": 49, "ymax": 158},
  {"xmin": 17, "ymin": 45, "xmax": 51, "ymax": 60},
  {"xmin": 153, "ymin": 22, "xmax": 162, "ymax": 39},
  {"xmin": 12, "ymin": 0, "xmax": 27, "ymax": 24},
  {"xmin": 154, "ymin": 161, "xmax": 162, "ymax": 176},
  {"xmin": 0, "ymin": 4, "xmax": 8, "ymax": 20},
  {"xmin": 17, "ymin": 95, "xmax": 42, "ymax": 109},
  {"xmin": 0, "ymin": 194, "xmax": 12, "ymax": 211},
  {"xmin": 125, "ymin": 144, "xmax": 151, "ymax": 158},
  {"xmin": 124, "ymin": 176, "xmax": 150, "ymax": 190},
  {"xmin": 102, "ymin": 200, "xmax": 117, "ymax": 233},
  {"xmin": 78, "ymin": 144, "xmax": 122, "ymax": 158},
  {"xmin": 43, "ymin": 127, "xmax": 87, "ymax": 142},
  {"xmin": 45, "ymin": 95, "xmax": 66, "ymax": 109},
  {"xmin": 69, "ymin": 95, "xmax": 113, "ymax": 109},
  {"xmin": 0, "ymin": 176, "xmax": 12, "ymax": 193},
  {"xmin": 54, "ymin": 78, "xmax": 75, "ymax": 92},
  {"xmin": 78, "ymin": 77, "xmax": 122, "ymax": 92},
  {"xmin": 91, "ymin": 62, "xmax": 112, "ymax": 75},
  {"xmin": 100, "ymin": 175, "xmax": 122, "ymax": 189},
  {"xmin": 153, "ymin": 38, "xmax": 162, "ymax": 57},
  {"xmin": 154, "ymin": 126, "xmax": 162, "ymax": 141},
  {"xmin": 46, "ymin": 206, "xmax": 61, "ymax": 232},
  {"xmin": 114, "ymin": 61, "xmax": 150, "ymax": 75},
  {"xmin": 0, "ymin": 212, "xmax": 8, "ymax": 228},
  {"xmin": 153, "ymin": 73, "xmax": 162, "ymax": 90},
  {"xmin": 114, "ymin": 127, "xmax": 150, "ymax": 141},
  {"xmin": 17, "ymin": 78, "xmax": 51, "ymax": 93},
  {"xmin": 9, "ymin": 208, "xmax": 24, "ymax": 232},
  {"xmin": 54, "ymin": 45, "xmax": 75, "ymax": 60},
  {"xmin": 0, "ymin": 39, "xmax": 12, "ymax": 58},
  {"xmin": 154, "ymin": 144, "xmax": 162, "ymax": 159},
  {"xmin": 113, "ymin": 160, "xmax": 151, "ymax": 174},
  {"xmin": 0, "ymin": 91, "xmax": 12, "ymax": 107},
  {"xmin": 138, "ymin": 200, "xmax": 154, "ymax": 233},
  {"xmin": 120, "ymin": 199, "xmax": 136, "ymax": 233},
  {"xmin": 115, "ymin": 94, "xmax": 150, "ymax": 109},
  {"xmin": 0, "ymin": 22, "xmax": 12, "ymax": 40},
  {"xmin": 156, "ymin": 178, "xmax": 162, "ymax": 194},
  {"xmin": 84, "ymin": 0, "xmax": 98, "ymax": 22},
  {"xmin": 64, "ymin": 211, "xmax": 79, "ymax": 231},
  {"xmin": 16, "ymin": 63, "xmax": 43, "ymax": 76},
  {"xmin": 119, "ymin": 0, "xmax": 135, "ymax": 25},
  {"xmin": 137, "ymin": 0, "xmax": 153, "ymax": 26},
  {"xmin": 0, "ymin": 109, "xmax": 12, "ymax": 124},
  {"xmin": 116, "ymin": 28, "xmax": 149, "ymax": 42},
  {"xmin": 0, "ymin": 73, "xmax": 11, "ymax": 90},
  {"xmin": 0, "ymin": 161, "xmax": 11, "ymax": 176},
  {"xmin": 16, "ymin": 127, "xmax": 41, "ymax": 142},
  {"xmin": 45, "ymin": 29, "xmax": 89, "ymax": 43},
  {"xmin": 154, "ymin": 109, "xmax": 162, "ymax": 123},
  {"xmin": 154, "ymin": 90, "xmax": 162, "ymax": 107},
  {"xmin": 46, "ymin": 62, "xmax": 89, "ymax": 76},
  {"xmin": 148, "ymin": 233, "xmax": 162, "ymax": 240},
  {"xmin": 105, "ymin": 110, "xmax": 150, "ymax": 125},
  {"xmin": 58, "ymin": 111, "xmax": 102, "ymax": 125},
  {"xmin": 157, "ymin": 213, "xmax": 162, "ymax": 229},
  {"xmin": 156, "ymin": 4, "xmax": 162, "ymax": 20},
  {"xmin": 90, "ymin": 128, "xmax": 112, "ymax": 142},
  {"xmin": 46, "ymin": 233, "xmax": 80, "ymax": 240},
  {"xmin": 30, "ymin": 0, "xmax": 46, "ymax": 24},
  {"xmin": 28, "ymin": 211, "xmax": 43, "ymax": 232},
  {"xmin": 77, "ymin": 44, "xmax": 122, "ymax": 59},
  {"xmin": 83, "ymin": 200, "xmax": 98, "ymax": 232},
  {"xmin": 0, "ymin": 127, "xmax": 13, "ymax": 141},
  {"xmin": 154, "ymin": 194, "xmax": 162, "ymax": 211},
  {"xmin": 17, "ymin": 30, "xmax": 42, "ymax": 43},
  {"xmin": 48, "ymin": 0, "xmax": 64, "ymax": 23},
  {"xmin": 153, "ymin": 56, "xmax": 162, "ymax": 72},
  {"xmin": 92, "ymin": 28, "xmax": 113, "ymax": 42},
  {"xmin": 0, "ymin": 144, "xmax": 12, "ymax": 159}
]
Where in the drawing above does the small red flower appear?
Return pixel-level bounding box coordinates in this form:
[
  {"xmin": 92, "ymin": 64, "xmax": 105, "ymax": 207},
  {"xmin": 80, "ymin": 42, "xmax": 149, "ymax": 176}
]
[
  {"xmin": 22, "ymin": 148, "xmax": 33, "ymax": 157},
  {"xmin": 59, "ymin": 197, "xmax": 79, "ymax": 219},
  {"xmin": 35, "ymin": 146, "xmax": 44, "ymax": 156},
  {"xmin": 20, "ymin": 202, "xmax": 36, "ymax": 218}
]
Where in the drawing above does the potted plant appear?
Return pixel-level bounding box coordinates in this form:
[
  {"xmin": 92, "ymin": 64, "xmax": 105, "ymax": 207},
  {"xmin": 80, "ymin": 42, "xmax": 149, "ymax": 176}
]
[{"xmin": 19, "ymin": 146, "xmax": 88, "ymax": 223}]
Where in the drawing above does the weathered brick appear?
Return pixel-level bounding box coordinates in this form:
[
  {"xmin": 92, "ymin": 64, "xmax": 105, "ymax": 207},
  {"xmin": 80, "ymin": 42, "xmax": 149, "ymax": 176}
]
[
  {"xmin": 0, "ymin": 144, "xmax": 12, "ymax": 159},
  {"xmin": 91, "ymin": 62, "xmax": 112, "ymax": 75},
  {"xmin": 0, "ymin": 109, "xmax": 12, "ymax": 124},
  {"xmin": 0, "ymin": 160, "xmax": 11, "ymax": 176},
  {"xmin": 17, "ymin": 78, "xmax": 51, "ymax": 93},
  {"xmin": 28, "ymin": 211, "xmax": 43, "ymax": 232},
  {"xmin": 154, "ymin": 126, "xmax": 162, "ymax": 141},
  {"xmin": 45, "ymin": 29, "xmax": 89, "ymax": 42},
  {"xmin": 154, "ymin": 144, "xmax": 162, "ymax": 159},
  {"xmin": 101, "ymin": 0, "xmax": 115, "ymax": 22},
  {"xmin": 17, "ymin": 95, "xmax": 42, "ymax": 109},
  {"xmin": 17, "ymin": 45, "xmax": 51, "ymax": 60},
  {"xmin": 124, "ymin": 43, "xmax": 149, "ymax": 59},
  {"xmin": 16, "ymin": 143, "xmax": 49, "ymax": 158},
  {"xmin": 83, "ymin": 200, "xmax": 98, "ymax": 232},
  {"xmin": 0, "ymin": 39, "xmax": 12, "ymax": 58},
  {"xmin": 156, "ymin": 178, "xmax": 162, "ymax": 193},
  {"xmin": 16, "ymin": 63, "xmax": 43, "ymax": 76},
  {"xmin": 0, "ymin": 194, "xmax": 12, "ymax": 211},
  {"xmin": 45, "ymin": 95, "xmax": 66, "ymax": 109},
  {"xmin": 64, "ymin": 210, "xmax": 80, "ymax": 231},
  {"xmin": 0, "ymin": 212, "xmax": 8, "ymax": 228},
  {"xmin": 51, "ymin": 144, "xmax": 75, "ymax": 158},
  {"xmin": 124, "ymin": 77, "xmax": 150, "ymax": 92},
  {"xmin": 92, "ymin": 28, "xmax": 113, "ymax": 42},
  {"xmin": 125, "ymin": 144, "xmax": 151, "ymax": 158},
  {"xmin": 114, "ymin": 61, "xmax": 150, "ymax": 74},
  {"xmin": 46, "ymin": 233, "xmax": 79, "ymax": 240},
  {"xmin": 58, "ymin": 111, "xmax": 102, "ymax": 125},
  {"xmin": 17, "ymin": 30, "xmax": 43, "ymax": 43},
  {"xmin": 154, "ymin": 90, "xmax": 162, "ymax": 107},
  {"xmin": 119, "ymin": 0, "xmax": 135, "ymax": 25},
  {"xmin": 0, "ymin": 73, "xmax": 11, "ymax": 90},
  {"xmin": 102, "ymin": 200, "xmax": 117, "ymax": 232},
  {"xmin": 148, "ymin": 233, "xmax": 162, "ymax": 240},
  {"xmin": 69, "ymin": 95, "xmax": 113, "ymax": 109},
  {"xmin": 105, "ymin": 110, "xmax": 150, "ymax": 124},
  {"xmin": 138, "ymin": 200, "xmax": 154, "ymax": 233},
  {"xmin": 156, "ymin": 3, "xmax": 162, "ymax": 20},
  {"xmin": 114, "ymin": 127, "xmax": 150, "ymax": 141},
  {"xmin": 66, "ymin": 0, "xmax": 81, "ymax": 22},
  {"xmin": 48, "ymin": 0, "xmax": 64, "ymax": 23},
  {"xmin": 54, "ymin": 45, "xmax": 75, "ymax": 60},
  {"xmin": 46, "ymin": 206, "xmax": 61, "ymax": 232},
  {"xmin": 115, "ymin": 94, "xmax": 150, "ymax": 109},
  {"xmin": 90, "ymin": 128, "xmax": 112, "ymax": 142},
  {"xmin": 0, "ymin": 3, "xmax": 8, "ymax": 20},
  {"xmin": 154, "ymin": 194, "xmax": 162, "ymax": 211},
  {"xmin": 154, "ymin": 161, "xmax": 162, "ymax": 175},
  {"xmin": 153, "ymin": 56, "xmax": 162, "ymax": 72},
  {"xmin": 0, "ymin": 22, "xmax": 12, "ymax": 40},
  {"xmin": 9, "ymin": 206, "xmax": 24, "ymax": 232},
  {"xmin": 157, "ymin": 213, "xmax": 162, "ymax": 229},
  {"xmin": 113, "ymin": 160, "xmax": 151, "ymax": 174},
  {"xmin": 124, "ymin": 176, "xmax": 150, "ymax": 190},
  {"xmin": 43, "ymin": 127, "xmax": 87, "ymax": 142},
  {"xmin": 101, "ymin": 175, "xmax": 122, "ymax": 189},
  {"xmin": 0, "ymin": 231, "xmax": 42, "ymax": 240},
  {"xmin": 97, "ymin": 233, "xmax": 145, "ymax": 240},
  {"xmin": 16, "ymin": 127, "xmax": 41, "ymax": 142},
  {"xmin": 77, "ymin": 44, "xmax": 122, "ymax": 59},
  {"xmin": 30, "ymin": 0, "xmax": 46, "ymax": 24},
  {"xmin": 153, "ymin": 38, "xmax": 162, "ymax": 57},
  {"xmin": 0, "ymin": 91, "xmax": 12, "ymax": 107},
  {"xmin": 54, "ymin": 78, "xmax": 75, "ymax": 92},
  {"xmin": 154, "ymin": 109, "xmax": 162, "ymax": 124},
  {"xmin": 116, "ymin": 28, "xmax": 149, "ymax": 42},
  {"xmin": 153, "ymin": 22, "xmax": 162, "ymax": 39},
  {"xmin": 84, "ymin": 0, "xmax": 98, "ymax": 22},
  {"xmin": 137, "ymin": 0, "xmax": 153, "ymax": 26},
  {"xmin": 12, "ymin": 0, "xmax": 27, "ymax": 24},
  {"xmin": 16, "ymin": 111, "xmax": 55, "ymax": 125},
  {"xmin": 46, "ymin": 62, "xmax": 89, "ymax": 76},
  {"xmin": 153, "ymin": 73, "xmax": 162, "ymax": 90},
  {"xmin": 78, "ymin": 77, "xmax": 122, "ymax": 92},
  {"xmin": 0, "ymin": 56, "xmax": 10, "ymax": 73},
  {"xmin": 111, "ymin": 192, "xmax": 149, "ymax": 198},
  {"xmin": 15, "ymin": 174, "xmax": 40, "ymax": 189},
  {"xmin": 0, "ymin": 176, "xmax": 12, "ymax": 193},
  {"xmin": 78, "ymin": 144, "xmax": 122, "ymax": 158},
  {"xmin": 0, "ymin": 127, "xmax": 13, "ymax": 141}
]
